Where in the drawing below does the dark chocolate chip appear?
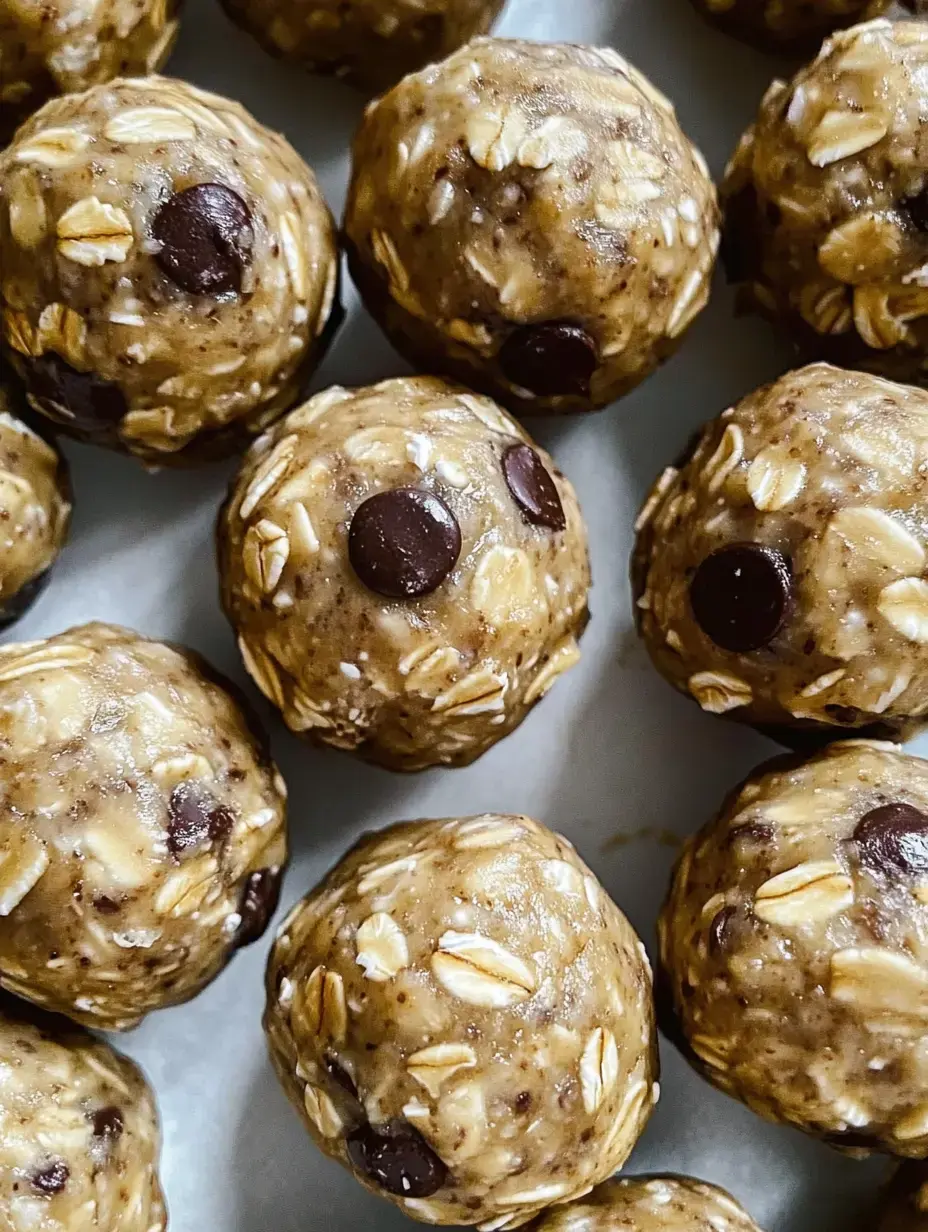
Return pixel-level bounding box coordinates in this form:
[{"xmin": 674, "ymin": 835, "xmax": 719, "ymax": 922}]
[
  {"xmin": 708, "ymin": 906, "xmax": 736, "ymax": 956},
  {"xmin": 348, "ymin": 488, "xmax": 461, "ymax": 599},
  {"xmin": 853, "ymin": 802, "xmax": 928, "ymax": 876},
  {"xmin": 90, "ymin": 1106, "xmax": 124, "ymax": 1142},
  {"xmin": 0, "ymin": 567, "xmax": 51, "ymax": 630},
  {"xmin": 501, "ymin": 443, "xmax": 566, "ymax": 530},
  {"xmin": 92, "ymin": 895, "xmax": 121, "ymax": 915},
  {"xmin": 166, "ymin": 782, "xmax": 233, "ymax": 856},
  {"xmin": 152, "ymin": 184, "xmax": 254, "ymax": 295},
  {"xmin": 233, "ymin": 867, "xmax": 282, "ymax": 947},
  {"xmin": 27, "ymin": 353, "xmax": 126, "ymax": 433},
  {"xmin": 689, "ymin": 543, "xmax": 792, "ymax": 653},
  {"xmin": 904, "ymin": 188, "xmax": 928, "ymax": 233},
  {"xmin": 498, "ymin": 321, "xmax": 598, "ymax": 398},
  {"xmin": 325, "ymin": 1057, "xmax": 358, "ymax": 1100},
  {"xmin": 346, "ymin": 1121, "xmax": 447, "ymax": 1198},
  {"xmin": 31, "ymin": 1160, "xmax": 69, "ymax": 1195}
]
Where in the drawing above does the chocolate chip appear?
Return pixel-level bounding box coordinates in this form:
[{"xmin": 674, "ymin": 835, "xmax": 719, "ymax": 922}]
[
  {"xmin": 166, "ymin": 782, "xmax": 233, "ymax": 856},
  {"xmin": 689, "ymin": 543, "xmax": 792, "ymax": 653},
  {"xmin": 853, "ymin": 803, "xmax": 928, "ymax": 876},
  {"xmin": 498, "ymin": 321, "xmax": 598, "ymax": 397},
  {"xmin": 904, "ymin": 188, "xmax": 928, "ymax": 233},
  {"xmin": 233, "ymin": 867, "xmax": 282, "ymax": 947},
  {"xmin": 152, "ymin": 184, "xmax": 254, "ymax": 295},
  {"xmin": 501, "ymin": 443, "xmax": 566, "ymax": 530},
  {"xmin": 27, "ymin": 353, "xmax": 126, "ymax": 433},
  {"xmin": 31, "ymin": 1160, "xmax": 69, "ymax": 1195},
  {"xmin": 346, "ymin": 1121, "xmax": 447, "ymax": 1198},
  {"xmin": 92, "ymin": 894, "xmax": 121, "ymax": 915},
  {"xmin": 348, "ymin": 488, "xmax": 461, "ymax": 599},
  {"xmin": 90, "ymin": 1106, "xmax": 124, "ymax": 1142},
  {"xmin": 708, "ymin": 906, "xmax": 736, "ymax": 956}
]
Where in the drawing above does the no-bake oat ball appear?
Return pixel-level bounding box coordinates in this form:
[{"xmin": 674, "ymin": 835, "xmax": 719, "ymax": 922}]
[
  {"xmin": 723, "ymin": 19, "xmax": 928, "ymax": 387},
  {"xmin": 659, "ymin": 740, "xmax": 928, "ymax": 1155},
  {"xmin": 0, "ymin": 374, "xmax": 70, "ymax": 628},
  {"xmin": 689, "ymin": 0, "xmax": 890, "ymax": 57},
  {"xmin": 633, "ymin": 364, "xmax": 928, "ymax": 747},
  {"xmin": 881, "ymin": 1163, "xmax": 928, "ymax": 1230},
  {"xmin": 0, "ymin": 622, "xmax": 287, "ymax": 1030},
  {"xmin": 0, "ymin": 997, "xmax": 165, "ymax": 1231},
  {"xmin": 344, "ymin": 38, "xmax": 719, "ymax": 415},
  {"xmin": 218, "ymin": 377, "xmax": 590, "ymax": 771},
  {"xmin": 533, "ymin": 1175, "xmax": 764, "ymax": 1232},
  {"xmin": 0, "ymin": 75, "xmax": 340, "ymax": 465},
  {"xmin": 219, "ymin": 0, "xmax": 505, "ymax": 94},
  {"xmin": 0, "ymin": 0, "xmax": 180, "ymax": 138},
  {"xmin": 265, "ymin": 815, "xmax": 658, "ymax": 1228}
]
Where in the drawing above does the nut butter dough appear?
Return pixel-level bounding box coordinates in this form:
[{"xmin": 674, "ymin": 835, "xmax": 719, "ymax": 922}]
[
  {"xmin": 689, "ymin": 0, "xmax": 889, "ymax": 56},
  {"xmin": 533, "ymin": 1175, "xmax": 764, "ymax": 1232},
  {"xmin": 633, "ymin": 364, "xmax": 928, "ymax": 747},
  {"xmin": 0, "ymin": 997, "xmax": 165, "ymax": 1231},
  {"xmin": 659, "ymin": 740, "xmax": 928, "ymax": 1155},
  {"xmin": 0, "ymin": 374, "xmax": 71, "ymax": 628},
  {"xmin": 219, "ymin": 0, "xmax": 505, "ymax": 94},
  {"xmin": 0, "ymin": 76, "xmax": 340, "ymax": 465},
  {"xmin": 0, "ymin": 622, "xmax": 288, "ymax": 1030},
  {"xmin": 0, "ymin": 0, "xmax": 180, "ymax": 138},
  {"xmin": 264, "ymin": 815, "xmax": 658, "ymax": 1228},
  {"xmin": 723, "ymin": 19, "xmax": 928, "ymax": 388},
  {"xmin": 218, "ymin": 377, "xmax": 590, "ymax": 771},
  {"xmin": 344, "ymin": 38, "xmax": 719, "ymax": 415},
  {"xmin": 881, "ymin": 1164, "xmax": 928, "ymax": 1230}
]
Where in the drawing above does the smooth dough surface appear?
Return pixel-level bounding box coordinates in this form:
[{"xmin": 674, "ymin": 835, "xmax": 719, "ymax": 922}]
[
  {"xmin": 0, "ymin": 622, "xmax": 288, "ymax": 1030},
  {"xmin": 265, "ymin": 815, "xmax": 658, "ymax": 1228},
  {"xmin": 723, "ymin": 20, "xmax": 928, "ymax": 388},
  {"xmin": 533, "ymin": 1175, "xmax": 764, "ymax": 1232},
  {"xmin": 218, "ymin": 376, "xmax": 590, "ymax": 771},
  {"xmin": 659, "ymin": 740, "xmax": 928, "ymax": 1155},
  {"xmin": 881, "ymin": 1164, "xmax": 928, "ymax": 1230},
  {"xmin": 689, "ymin": 0, "xmax": 890, "ymax": 54},
  {"xmin": 0, "ymin": 998, "xmax": 165, "ymax": 1231},
  {"xmin": 219, "ymin": 0, "xmax": 505, "ymax": 93},
  {"xmin": 634, "ymin": 363, "xmax": 928, "ymax": 746},
  {"xmin": 344, "ymin": 38, "xmax": 718, "ymax": 415},
  {"xmin": 0, "ymin": 75, "xmax": 340, "ymax": 465}
]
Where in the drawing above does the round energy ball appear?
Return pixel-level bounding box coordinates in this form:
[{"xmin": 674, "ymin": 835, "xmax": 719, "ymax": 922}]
[
  {"xmin": 0, "ymin": 997, "xmax": 165, "ymax": 1230},
  {"xmin": 264, "ymin": 815, "xmax": 658, "ymax": 1228},
  {"xmin": 723, "ymin": 19, "xmax": 928, "ymax": 388},
  {"xmin": 344, "ymin": 39, "xmax": 719, "ymax": 415},
  {"xmin": 0, "ymin": 622, "xmax": 288, "ymax": 1030},
  {"xmin": 881, "ymin": 1164, "xmax": 928, "ymax": 1230},
  {"xmin": 689, "ymin": 0, "xmax": 890, "ymax": 56},
  {"xmin": 0, "ymin": 76, "xmax": 341, "ymax": 465},
  {"xmin": 633, "ymin": 363, "xmax": 928, "ymax": 748},
  {"xmin": 218, "ymin": 377, "xmax": 590, "ymax": 771},
  {"xmin": 0, "ymin": 0, "xmax": 180, "ymax": 138},
  {"xmin": 0, "ymin": 373, "xmax": 71, "ymax": 628},
  {"xmin": 219, "ymin": 0, "xmax": 505, "ymax": 94},
  {"xmin": 659, "ymin": 740, "xmax": 928, "ymax": 1155},
  {"xmin": 533, "ymin": 1175, "xmax": 764, "ymax": 1232}
]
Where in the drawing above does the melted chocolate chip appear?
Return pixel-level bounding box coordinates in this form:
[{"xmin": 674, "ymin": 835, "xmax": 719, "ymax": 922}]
[
  {"xmin": 346, "ymin": 1121, "xmax": 448, "ymax": 1198},
  {"xmin": 348, "ymin": 488, "xmax": 461, "ymax": 599},
  {"xmin": 690, "ymin": 543, "xmax": 792, "ymax": 653},
  {"xmin": 853, "ymin": 802, "xmax": 928, "ymax": 876},
  {"xmin": 498, "ymin": 321, "xmax": 598, "ymax": 397},
  {"xmin": 90, "ymin": 1106, "xmax": 124, "ymax": 1142},
  {"xmin": 31, "ymin": 1160, "xmax": 69, "ymax": 1195},
  {"xmin": 502, "ymin": 443, "xmax": 566, "ymax": 530},
  {"xmin": 152, "ymin": 184, "xmax": 254, "ymax": 295},
  {"xmin": 27, "ymin": 353, "xmax": 126, "ymax": 433},
  {"xmin": 166, "ymin": 782, "xmax": 233, "ymax": 856},
  {"xmin": 234, "ymin": 867, "xmax": 282, "ymax": 947},
  {"xmin": 708, "ymin": 906, "xmax": 736, "ymax": 956}
]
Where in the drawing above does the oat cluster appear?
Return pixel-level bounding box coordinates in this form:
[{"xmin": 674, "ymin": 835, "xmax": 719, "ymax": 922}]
[{"xmin": 533, "ymin": 1175, "xmax": 764, "ymax": 1232}]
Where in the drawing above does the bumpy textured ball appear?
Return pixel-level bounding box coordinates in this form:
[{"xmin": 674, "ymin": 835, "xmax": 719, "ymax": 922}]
[
  {"xmin": 533, "ymin": 1175, "xmax": 764, "ymax": 1232},
  {"xmin": 265, "ymin": 815, "xmax": 658, "ymax": 1227},
  {"xmin": 660, "ymin": 740, "xmax": 928, "ymax": 1156},
  {"xmin": 0, "ymin": 622, "xmax": 288, "ymax": 1029},
  {"xmin": 344, "ymin": 38, "xmax": 718, "ymax": 415}
]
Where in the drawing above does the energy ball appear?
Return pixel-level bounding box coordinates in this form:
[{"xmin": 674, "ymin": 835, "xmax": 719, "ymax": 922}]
[
  {"xmin": 723, "ymin": 20, "xmax": 928, "ymax": 388},
  {"xmin": 218, "ymin": 377, "xmax": 590, "ymax": 771},
  {"xmin": 533, "ymin": 1175, "xmax": 764, "ymax": 1232},
  {"xmin": 219, "ymin": 0, "xmax": 506, "ymax": 95},
  {"xmin": 0, "ymin": 997, "xmax": 165, "ymax": 1230},
  {"xmin": 881, "ymin": 1164, "xmax": 928, "ymax": 1230},
  {"xmin": 689, "ymin": 0, "xmax": 890, "ymax": 56},
  {"xmin": 264, "ymin": 815, "xmax": 658, "ymax": 1228},
  {"xmin": 659, "ymin": 740, "xmax": 928, "ymax": 1155},
  {"xmin": 344, "ymin": 39, "xmax": 719, "ymax": 415},
  {"xmin": 0, "ymin": 0, "xmax": 180, "ymax": 138},
  {"xmin": 0, "ymin": 374, "xmax": 71, "ymax": 628},
  {"xmin": 0, "ymin": 621, "xmax": 288, "ymax": 1030},
  {"xmin": 633, "ymin": 364, "xmax": 928, "ymax": 748},
  {"xmin": 0, "ymin": 76, "xmax": 341, "ymax": 465}
]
